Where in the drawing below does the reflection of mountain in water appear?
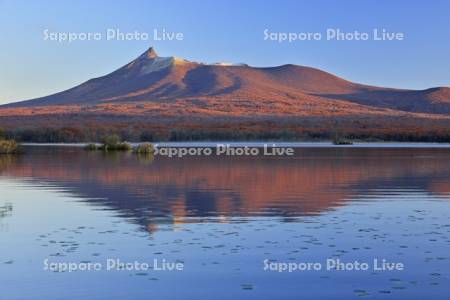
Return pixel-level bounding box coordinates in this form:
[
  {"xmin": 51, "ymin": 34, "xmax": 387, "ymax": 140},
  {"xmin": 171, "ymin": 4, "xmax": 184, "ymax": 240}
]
[{"xmin": 1, "ymin": 147, "xmax": 450, "ymax": 232}]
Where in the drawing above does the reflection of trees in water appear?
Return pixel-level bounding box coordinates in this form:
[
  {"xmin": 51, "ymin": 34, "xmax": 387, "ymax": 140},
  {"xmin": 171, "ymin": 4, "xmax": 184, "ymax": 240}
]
[
  {"xmin": 0, "ymin": 202, "xmax": 13, "ymax": 219},
  {"xmin": 0, "ymin": 156, "xmax": 15, "ymax": 228},
  {"xmin": 0, "ymin": 203, "xmax": 12, "ymax": 231},
  {"xmin": 0, "ymin": 155, "xmax": 18, "ymax": 170},
  {"xmin": 0, "ymin": 155, "xmax": 16, "ymax": 225}
]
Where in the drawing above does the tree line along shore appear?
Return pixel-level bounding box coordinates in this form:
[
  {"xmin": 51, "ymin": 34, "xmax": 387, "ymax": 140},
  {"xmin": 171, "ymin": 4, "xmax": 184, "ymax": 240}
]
[{"xmin": 1, "ymin": 126, "xmax": 450, "ymax": 144}]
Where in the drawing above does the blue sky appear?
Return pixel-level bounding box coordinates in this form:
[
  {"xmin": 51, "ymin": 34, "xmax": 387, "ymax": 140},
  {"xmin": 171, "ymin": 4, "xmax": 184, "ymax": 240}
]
[{"xmin": 0, "ymin": 0, "xmax": 449, "ymax": 104}]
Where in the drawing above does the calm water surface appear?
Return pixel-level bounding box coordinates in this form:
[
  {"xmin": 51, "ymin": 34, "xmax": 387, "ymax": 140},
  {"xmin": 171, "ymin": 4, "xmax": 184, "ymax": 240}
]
[{"xmin": 1, "ymin": 146, "xmax": 449, "ymax": 299}]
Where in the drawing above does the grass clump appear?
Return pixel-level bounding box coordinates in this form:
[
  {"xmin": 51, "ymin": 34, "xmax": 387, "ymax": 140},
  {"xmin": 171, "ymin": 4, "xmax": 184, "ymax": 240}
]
[
  {"xmin": 332, "ymin": 131, "xmax": 353, "ymax": 145},
  {"xmin": 99, "ymin": 134, "xmax": 131, "ymax": 151},
  {"xmin": 101, "ymin": 142, "xmax": 132, "ymax": 151},
  {"xmin": 134, "ymin": 143, "xmax": 155, "ymax": 154},
  {"xmin": 332, "ymin": 138, "xmax": 353, "ymax": 145},
  {"xmin": 0, "ymin": 139, "xmax": 21, "ymax": 154},
  {"xmin": 85, "ymin": 135, "xmax": 131, "ymax": 152}
]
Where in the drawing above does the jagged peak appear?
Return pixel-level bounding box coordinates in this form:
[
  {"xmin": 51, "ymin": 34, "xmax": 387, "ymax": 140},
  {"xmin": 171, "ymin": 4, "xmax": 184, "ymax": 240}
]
[
  {"xmin": 138, "ymin": 47, "xmax": 158, "ymax": 60},
  {"xmin": 125, "ymin": 47, "xmax": 195, "ymax": 75}
]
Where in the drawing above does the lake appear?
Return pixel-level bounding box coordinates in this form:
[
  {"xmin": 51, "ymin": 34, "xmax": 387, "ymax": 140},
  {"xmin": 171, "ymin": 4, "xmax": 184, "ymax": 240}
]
[{"xmin": 1, "ymin": 145, "xmax": 449, "ymax": 299}]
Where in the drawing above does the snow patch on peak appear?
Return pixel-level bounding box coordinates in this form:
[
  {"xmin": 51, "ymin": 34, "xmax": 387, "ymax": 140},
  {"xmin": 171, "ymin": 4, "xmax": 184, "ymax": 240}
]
[
  {"xmin": 213, "ymin": 62, "xmax": 233, "ymax": 66},
  {"xmin": 172, "ymin": 57, "xmax": 190, "ymax": 64},
  {"xmin": 213, "ymin": 62, "xmax": 248, "ymax": 67},
  {"xmin": 139, "ymin": 56, "xmax": 174, "ymax": 75}
]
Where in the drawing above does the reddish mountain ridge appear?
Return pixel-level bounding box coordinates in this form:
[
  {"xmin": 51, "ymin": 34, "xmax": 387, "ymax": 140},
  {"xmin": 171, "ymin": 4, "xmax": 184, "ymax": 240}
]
[{"xmin": 1, "ymin": 47, "xmax": 449, "ymax": 139}]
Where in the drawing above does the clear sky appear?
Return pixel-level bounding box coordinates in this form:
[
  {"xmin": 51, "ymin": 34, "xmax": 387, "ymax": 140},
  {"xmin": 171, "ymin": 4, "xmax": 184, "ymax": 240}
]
[{"xmin": 0, "ymin": 0, "xmax": 449, "ymax": 104}]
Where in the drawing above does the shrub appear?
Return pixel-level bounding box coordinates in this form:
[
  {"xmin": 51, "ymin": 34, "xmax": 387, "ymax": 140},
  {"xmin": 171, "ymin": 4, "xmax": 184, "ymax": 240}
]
[
  {"xmin": 85, "ymin": 143, "xmax": 98, "ymax": 151},
  {"xmin": 99, "ymin": 142, "xmax": 132, "ymax": 151},
  {"xmin": 0, "ymin": 139, "xmax": 21, "ymax": 154},
  {"xmin": 134, "ymin": 143, "xmax": 154, "ymax": 154},
  {"xmin": 332, "ymin": 139, "xmax": 353, "ymax": 145},
  {"xmin": 101, "ymin": 134, "xmax": 121, "ymax": 147},
  {"xmin": 109, "ymin": 142, "xmax": 132, "ymax": 151},
  {"xmin": 332, "ymin": 130, "xmax": 353, "ymax": 145},
  {"xmin": 98, "ymin": 134, "xmax": 132, "ymax": 151}
]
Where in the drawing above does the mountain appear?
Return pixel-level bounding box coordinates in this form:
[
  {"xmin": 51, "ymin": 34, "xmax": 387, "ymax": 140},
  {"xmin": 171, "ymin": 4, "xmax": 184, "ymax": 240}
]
[{"xmin": 1, "ymin": 47, "xmax": 449, "ymax": 140}]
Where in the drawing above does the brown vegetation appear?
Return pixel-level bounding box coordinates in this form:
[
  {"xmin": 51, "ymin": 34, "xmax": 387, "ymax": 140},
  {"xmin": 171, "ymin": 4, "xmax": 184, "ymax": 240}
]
[{"xmin": 0, "ymin": 47, "xmax": 449, "ymax": 142}]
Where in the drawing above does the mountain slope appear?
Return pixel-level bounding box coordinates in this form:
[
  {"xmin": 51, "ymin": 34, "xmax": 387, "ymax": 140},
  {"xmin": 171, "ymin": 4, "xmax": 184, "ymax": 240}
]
[
  {"xmin": 1, "ymin": 47, "xmax": 450, "ymax": 142},
  {"xmin": 4, "ymin": 47, "xmax": 449, "ymax": 116}
]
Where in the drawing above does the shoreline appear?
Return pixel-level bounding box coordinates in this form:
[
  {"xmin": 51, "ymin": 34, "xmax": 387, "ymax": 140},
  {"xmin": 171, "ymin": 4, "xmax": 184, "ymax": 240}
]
[{"xmin": 20, "ymin": 141, "xmax": 450, "ymax": 149}]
